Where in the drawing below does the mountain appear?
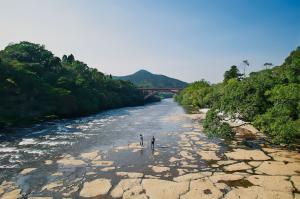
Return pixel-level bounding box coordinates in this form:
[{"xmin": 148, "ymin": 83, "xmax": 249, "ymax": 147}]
[{"xmin": 114, "ymin": 70, "xmax": 188, "ymax": 88}]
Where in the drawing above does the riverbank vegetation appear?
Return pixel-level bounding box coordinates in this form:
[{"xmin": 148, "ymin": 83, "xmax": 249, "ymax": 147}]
[
  {"xmin": 175, "ymin": 47, "xmax": 300, "ymax": 144},
  {"xmin": 0, "ymin": 41, "xmax": 158, "ymax": 128}
]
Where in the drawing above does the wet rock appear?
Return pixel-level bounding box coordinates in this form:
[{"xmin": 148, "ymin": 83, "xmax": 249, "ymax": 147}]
[
  {"xmin": 91, "ymin": 160, "xmax": 114, "ymax": 166},
  {"xmin": 1, "ymin": 189, "xmax": 22, "ymax": 199},
  {"xmin": 180, "ymin": 151, "xmax": 195, "ymax": 160},
  {"xmin": 255, "ymin": 161, "xmax": 300, "ymax": 175},
  {"xmin": 180, "ymin": 178, "xmax": 223, "ymax": 199},
  {"xmin": 173, "ymin": 172, "xmax": 212, "ymax": 182},
  {"xmin": 44, "ymin": 160, "xmax": 53, "ymax": 165},
  {"xmin": 225, "ymin": 149, "xmax": 270, "ymax": 161},
  {"xmin": 20, "ymin": 168, "xmax": 36, "ymax": 175},
  {"xmin": 42, "ymin": 181, "xmax": 63, "ymax": 191},
  {"xmin": 209, "ymin": 172, "xmax": 244, "ymax": 183},
  {"xmin": 101, "ymin": 166, "xmax": 115, "ymax": 172},
  {"xmin": 224, "ymin": 186, "xmax": 293, "ymax": 199},
  {"xmin": 123, "ymin": 185, "xmax": 147, "ymax": 199},
  {"xmin": 223, "ymin": 162, "xmax": 252, "ymax": 171},
  {"xmin": 197, "ymin": 150, "xmax": 220, "ymax": 161},
  {"xmin": 51, "ymin": 172, "xmax": 63, "ymax": 176},
  {"xmin": 291, "ymin": 176, "xmax": 300, "ymax": 191},
  {"xmin": 80, "ymin": 178, "xmax": 111, "ymax": 198},
  {"xmin": 169, "ymin": 156, "xmax": 181, "ymax": 163},
  {"xmin": 152, "ymin": 166, "xmax": 170, "ymax": 173},
  {"xmin": 80, "ymin": 151, "xmax": 101, "ymax": 161},
  {"xmin": 116, "ymin": 172, "xmax": 144, "ymax": 178},
  {"xmin": 247, "ymin": 175, "xmax": 294, "ymax": 192},
  {"xmin": 142, "ymin": 179, "xmax": 189, "ymax": 199},
  {"xmin": 57, "ymin": 155, "xmax": 86, "ymax": 166},
  {"xmin": 111, "ymin": 179, "xmax": 141, "ymax": 198}
]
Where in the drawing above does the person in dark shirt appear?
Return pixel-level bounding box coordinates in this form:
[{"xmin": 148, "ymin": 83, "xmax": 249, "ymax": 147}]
[
  {"xmin": 151, "ymin": 136, "xmax": 155, "ymax": 149},
  {"xmin": 140, "ymin": 134, "xmax": 143, "ymax": 147}
]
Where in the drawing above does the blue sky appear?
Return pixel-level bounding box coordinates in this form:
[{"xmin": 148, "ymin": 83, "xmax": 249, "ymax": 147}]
[{"xmin": 0, "ymin": 0, "xmax": 299, "ymax": 82}]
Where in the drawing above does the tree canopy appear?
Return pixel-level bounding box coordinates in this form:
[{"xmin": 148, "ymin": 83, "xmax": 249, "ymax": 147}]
[
  {"xmin": 175, "ymin": 46, "xmax": 300, "ymax": 144},
  {"xmin": 0, "ymin": 41, "xmax": 158, "ymax": 128}
]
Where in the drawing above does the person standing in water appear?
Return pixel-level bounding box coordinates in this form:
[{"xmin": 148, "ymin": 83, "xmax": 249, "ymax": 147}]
[
  {"xmin": 140, "ymin": 134, "xmax": 143, "ymax": 147},
  {"xmin": 151, "ymin": 136, "xmax": 155, "ymax": 149}
]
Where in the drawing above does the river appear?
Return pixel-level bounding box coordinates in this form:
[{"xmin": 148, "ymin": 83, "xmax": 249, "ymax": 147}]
[{"xmin": 0, "ymin": 99, "xmax": 299, "ymax": 198}]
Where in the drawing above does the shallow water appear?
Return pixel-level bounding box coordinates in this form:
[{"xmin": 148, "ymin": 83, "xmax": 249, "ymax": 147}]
[{"xmin": 0, "ymin": 99, "xmax": 299, "ymax": 198}]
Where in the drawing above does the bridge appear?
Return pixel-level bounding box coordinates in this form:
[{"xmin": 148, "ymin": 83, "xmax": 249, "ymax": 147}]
[{"xmin": 138, "ymin": 88, "xmax": 182, "ymax": 99}]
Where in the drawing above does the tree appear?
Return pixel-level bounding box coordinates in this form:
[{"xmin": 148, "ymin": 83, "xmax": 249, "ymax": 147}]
[
  {"xmin": 223, "ymin": 65, "xmax": 242, "ymax": 83},
  {"xmin": 67, "ymin": 54, "xmax": 75, "ymax": 62},
  {"xmin": 263, "ymin": 62, "xmax": 273, "ymax": 69},
  {"xmin": 242, "ymin": 60, "xmax": 250, "ymax": 78}
]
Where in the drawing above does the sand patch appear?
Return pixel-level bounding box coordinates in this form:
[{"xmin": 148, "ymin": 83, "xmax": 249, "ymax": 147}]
[
  {"xmin": 44, "ymin": 160, "xmax": 53, "ymax": 165},
  {"xmin": 80, "ymin": 178, "xmax": 111, "ymax": 198}
]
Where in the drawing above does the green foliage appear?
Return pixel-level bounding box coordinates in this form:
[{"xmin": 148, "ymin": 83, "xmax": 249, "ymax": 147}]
[
  {"xmin": 0, "ymin": 41, "xmax": 148, "ymax": 128},
  {"xmin": 203, "ymin": 109, "xmax": 235, "ymax": 139},
  {"xmin": 223, "ymin": 65, "xmax": 242, "ymax": 83},
  {"xmin": 176, "ymin": 46, "xmax": 300, "ymax": 144}
]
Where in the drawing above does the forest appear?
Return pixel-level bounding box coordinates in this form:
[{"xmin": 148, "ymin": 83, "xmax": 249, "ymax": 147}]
[
  {"xmin": 175, "ymin": 47, "xmax": 300, "ymax": 144},
  {"xmin": 0, "ymin": 41, "xmax": 159, "ymax": 128}
]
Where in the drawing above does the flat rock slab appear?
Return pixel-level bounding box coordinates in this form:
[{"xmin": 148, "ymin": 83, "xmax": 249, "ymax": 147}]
[
  {"xmin": 291, "ymin": 176, "xmax": 300, "ymax": 191},
  {"xmin": 80, "ymin": 178, "xmax": 111, "ymax": 198},
  {"xmin": 80, "ymin": 151, "xmax": 101, "ymax": 161},
  {"xmin": 197, "ymin": 150, "xmax": 220, "ymax": 161},
  {"xmin": 152, "ymin": 166, "xmax": 170, "ymax": 173},
  {"xmin": 224, "ymin": 162, "xmax": 252, "ymax": 171},
  {"xmin": 57, "ymin": 155, "xmax": 86, "ymax": 166},
  {"xmin": 20, "ymin": 168, "xmax": 36, "ymax": 175},
  {"xmin": 181, "ymin": 178, "xmax": 223, "ymax": 199},
  {"xmin": 1, "ymin": 189, "xmax": 22, "ymax": 199},
  {"xmin": 116, "ymin": 172, "xmax": 144, "ymax": 178},
  {"xmin": 247, "ymin": 175, "xmax": 294, "ymax": 192},
  {"xmin": 224, "ymin": 186, "xmax": 293, "ymax": 199},
  {"xmin": 173, "ymin": 172, "xmax": 212, "ymax": 182},
  {"xmin": 225, "ymin": 149, "xmax": 270, "ymax": 161},
  {"xmin": 255, "ymin": 161, "xmax": 300, "ymax": 175},
  {"xmin": 123, "ymin": 185, "xmax": 147, "ymax": 199},
  {"xmin": 142, "ymin": 179, "xmax": 189, "ymax": 199},
  {"xmin": 267, "ymin": 150, "xmax": 300, "ymax": 162},
  {"xmin": 209, "ymin": 172, "xmax": 244, "ymax": 183},
  {"xmin": 111, "ymin": 179, "xmax": 141, "ymax": 198},
  {"xmin": 91, "ymin": 160, "xmax": 114, "ymax": 167}
]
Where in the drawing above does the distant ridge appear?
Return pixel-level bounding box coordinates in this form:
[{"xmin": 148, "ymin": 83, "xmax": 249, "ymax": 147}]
[{"xmin": 114, "ymin": 69, "xmax": 188, "ymax": 88}]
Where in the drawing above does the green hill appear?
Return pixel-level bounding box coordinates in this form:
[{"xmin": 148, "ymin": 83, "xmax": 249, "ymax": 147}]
[{"xmin": 114, "ymin": 69, "xmax": 188, "ymax": 88}]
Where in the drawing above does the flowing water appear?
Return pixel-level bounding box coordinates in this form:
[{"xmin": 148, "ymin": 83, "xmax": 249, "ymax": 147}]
[{"xmin": 0, "ymin": 99, "xmax": 299, "ymax": 198}]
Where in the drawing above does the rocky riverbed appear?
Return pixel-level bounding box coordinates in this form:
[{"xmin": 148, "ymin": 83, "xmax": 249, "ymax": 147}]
[{"xmin": 0, "ymin": 99, "xmax": 299, "ymax": 199}]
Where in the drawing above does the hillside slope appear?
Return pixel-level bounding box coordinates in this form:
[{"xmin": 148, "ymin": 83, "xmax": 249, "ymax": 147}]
[{"xmin": 114, "ymin": 70, "xmax": 188, "ymax": 88}]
